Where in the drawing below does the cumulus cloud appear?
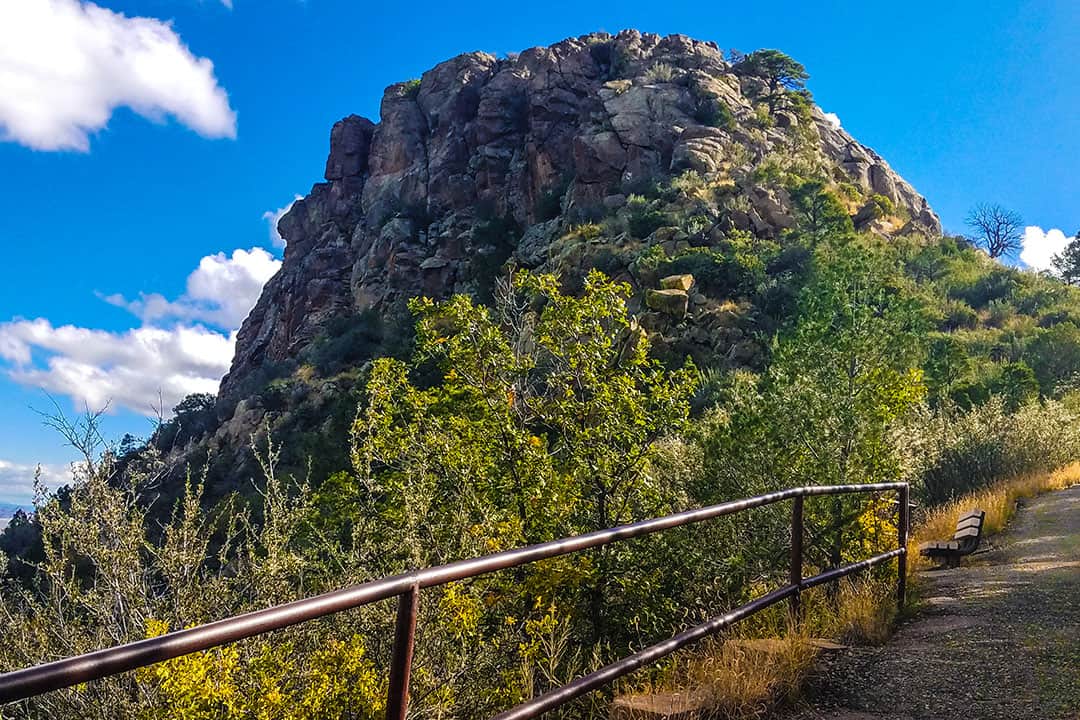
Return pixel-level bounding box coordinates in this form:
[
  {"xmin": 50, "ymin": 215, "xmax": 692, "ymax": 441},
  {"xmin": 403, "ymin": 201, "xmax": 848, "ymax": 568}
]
[
  {"xmin": 822, "ymin": 112, "xmax": 841, "ymax": 129},
  {"xmin": 1019, "ymin": 226, "xmax": 1077, "ymax": 272},
  {"xmin": 0, "ymin": 247, "xmax": 279, "ymax": 415},
  {"xmin": 102, "ymin": 247, "xmax": 280, "ymax": 329},
  {"xmin": 0, "ymin": 0, "xmax": 236, "ymax": 151},
  {"xmin": 262, "ymin": 195, "xmax": 303, "ymax": 248},
  {"xmin": 0, "ymin": 319, "xmax": 235, "ymax": 414},
  {"xmin": 0, "ymin": 460, "xmax": 73, "ymax": 507}
]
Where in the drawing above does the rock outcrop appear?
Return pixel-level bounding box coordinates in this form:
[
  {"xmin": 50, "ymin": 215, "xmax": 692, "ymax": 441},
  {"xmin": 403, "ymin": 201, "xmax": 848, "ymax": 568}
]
[{"xmin": 221, "ymin": 29, "xmax": 940, "ymax": 406}]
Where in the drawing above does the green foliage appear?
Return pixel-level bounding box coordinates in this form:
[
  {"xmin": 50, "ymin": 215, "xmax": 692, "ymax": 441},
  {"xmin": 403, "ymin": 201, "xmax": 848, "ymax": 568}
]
[
  {"xmin": 789, "ymin": 180, "xmax": 854, "ymax": 240},
  {"xmin": 0, "ymin": 428, "xmax": 393, "ymax": 720},
  {"xmin": 648, "ymin": 236, "xmax": 775, "ymax": 299},
  {"xmin": 643, "ymin": 62, "xmax": 676, "ymax": 83},
  {"xmin": 400, "ymin": 78, "xmax": 421, "ymax": 97},
  {"xmin": 343, "ymin": 270, "xmax": 701, "ymax": 708},
  {"xmin": 689, "ymin": 81, "xmax": 735, "ymax": 129},
  {"xmin": 734, "ymin": 49, "xmax": 811, "ymax": 113},
  {"xmin": 869, "ymin": 193, "xmax": 896, "ymax": 217},
  {"xmin": 1025, "ymin": 322, "xmax": 1080, "ymax": 395},
  {"xmin": 1052, "ymin": 234, "xmax": 1080, "ymax": 286},
  {"xmin": 896, "ymin": 397, "xmax": 1080, "ymax": 504},
  {"xmin": 993, "ymin": 361, "xmax": 1039, "ymax": 411},
  {"xmin": 152, "ymin": 393, "xmax": 217, "ymax": 451},
  {"xmin": 626, "ymin": 195, "xmax": 670, "ymax": 238},
  {"xmin": 695, "ymin": 236, "xmax": 927, "ymax": 567},
  {"xmin": 304, "ymin": 309, "xmax": 388, "ymax": 375},
  {"xmin": 467, "ymin": 215, "xmax": 521, "ymax": 303},
  {"xmin": 353, "ymin": 268, "xmax": 696, "ymax": 555},
  {"xmin": 735, "ymin": 49, "xmax": 809, "ymax": 93}
]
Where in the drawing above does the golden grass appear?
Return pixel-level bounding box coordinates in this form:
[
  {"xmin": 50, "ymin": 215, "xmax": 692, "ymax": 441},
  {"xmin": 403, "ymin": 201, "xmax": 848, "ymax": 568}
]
[
  {"xmin": 651, "ymin": 575, "xmax": 897, "ymax": 718},
  {"xmin": 689, "ymin": 630, "xmax": 817, "ymax": 719},
  {"xmin": 909, "ymin": 461, "xmax": 1080, "ymax": 571},
  {"xmin": 827, "ymin": 577, "xmax": 896, "ymax": 646}
]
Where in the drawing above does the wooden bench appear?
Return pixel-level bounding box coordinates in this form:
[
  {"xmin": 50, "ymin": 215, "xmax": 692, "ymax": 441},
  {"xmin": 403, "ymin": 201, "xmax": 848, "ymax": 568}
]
[{"xmin": 918, "ymin": 509, "xmax": 986, "ymax": 568}]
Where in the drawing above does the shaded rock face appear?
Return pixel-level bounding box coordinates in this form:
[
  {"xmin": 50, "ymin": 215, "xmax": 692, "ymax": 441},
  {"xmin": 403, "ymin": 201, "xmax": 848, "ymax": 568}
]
[{"xmin": 220, "ymin": 30, "xmax": 940, "ymax": 403}]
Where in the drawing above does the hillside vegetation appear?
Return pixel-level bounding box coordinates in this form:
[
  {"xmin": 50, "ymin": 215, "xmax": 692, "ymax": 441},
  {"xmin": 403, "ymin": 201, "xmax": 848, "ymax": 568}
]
[{"xmin": 3, "ymin": 36, "xmax": 1080, "ymax": 720}]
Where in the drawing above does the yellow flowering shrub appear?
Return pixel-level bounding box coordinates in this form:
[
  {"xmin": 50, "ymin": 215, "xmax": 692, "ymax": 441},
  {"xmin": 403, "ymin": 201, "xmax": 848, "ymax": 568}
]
[{"xmin": 139, "ymin": 620, "xmax": 384, "ymax": 720}]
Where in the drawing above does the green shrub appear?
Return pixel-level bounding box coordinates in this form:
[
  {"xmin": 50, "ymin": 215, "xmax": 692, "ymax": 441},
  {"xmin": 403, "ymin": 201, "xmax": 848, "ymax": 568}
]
[
  {"xmin": 869, "ymin": 193, "xmax": 896, "ymax": 217},
  {"xmin": 896, "ymin": 397, "xmax": 1080, "ymax": 504},
  {"xmin": 627, "ymin": 198, "xmax": 670, "ymax": 238},
  {"xmin": 643, "ymin": 62, "xmax": 676, "ymax": 83},
  {"xmin": 939, "ymin": 298, "xmax": 979, "ymax": 330}
]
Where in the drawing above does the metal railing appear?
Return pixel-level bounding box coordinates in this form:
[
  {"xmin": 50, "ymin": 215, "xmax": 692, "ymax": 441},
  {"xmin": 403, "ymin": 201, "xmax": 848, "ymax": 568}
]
[{"xmin": 0, "ymin": 482, "xmax": 910, "ymax": 718}]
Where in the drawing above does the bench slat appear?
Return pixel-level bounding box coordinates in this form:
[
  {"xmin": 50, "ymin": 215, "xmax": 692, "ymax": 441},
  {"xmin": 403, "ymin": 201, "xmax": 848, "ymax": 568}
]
[
  {"xmin": 952, "ymin": 526, "xmax": 980, "ymax": 541},
  {"xmin": 954, "ymin": 517, "xmax": 983, "ymax": 533}
]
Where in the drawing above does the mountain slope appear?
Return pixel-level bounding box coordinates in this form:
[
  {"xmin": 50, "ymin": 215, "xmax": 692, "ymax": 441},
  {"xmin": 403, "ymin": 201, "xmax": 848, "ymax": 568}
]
[
  {"xmin": 221, "ymin": 30, "xmax": 938, "ymax": 404},
  {"xmin": 160, "ymin": 30, "xmax": 945, "ymax": 492}
]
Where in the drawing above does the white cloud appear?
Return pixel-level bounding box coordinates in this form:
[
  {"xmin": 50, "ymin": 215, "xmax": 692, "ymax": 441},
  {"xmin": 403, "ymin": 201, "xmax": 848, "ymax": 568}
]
[
  {"xmin": 0, "ymin": 0, "xmax": 236, "ymax": 151},
  {"xmin": 0, "ymin": 246, "xmax": 279, "ymax": 416},
  {"xmin": 0, "ymin": 319, "xmax": 235, "ymax": 414},
  {"xmin": 822, "ymin": 112, "xmax": 841, "ymax": 129},
  {"xmin": 103, "ymin": 247, "xmax": 280, "ymax": 329},
  {"xmin": 0, "ymin": 460, "xmax": 72, "ymax": 507},
  {"xmin": 1019, "ymin": 226, "xmax": 1076, "ymax": 272},
  {"xmin": 262, "ymin": 195, "xmax": 302, "ymax": 248}
]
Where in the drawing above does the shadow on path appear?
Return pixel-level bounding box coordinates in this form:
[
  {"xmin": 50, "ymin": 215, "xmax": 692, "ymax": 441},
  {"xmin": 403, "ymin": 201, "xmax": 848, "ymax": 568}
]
[{"xmin": 785, "ymin": 484, "xmax": 1080, "ymax": 720}]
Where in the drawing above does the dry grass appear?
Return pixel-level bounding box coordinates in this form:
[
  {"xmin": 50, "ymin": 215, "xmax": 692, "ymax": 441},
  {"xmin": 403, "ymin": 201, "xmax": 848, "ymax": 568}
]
[
  {"xmin": 826, "ymin": 577, "xmax": 896, "ymax": 646},
  {"xmin": 638, "ymin": 464, "xmax": 1080, "ymax": 718},
  {"xmin": 910, "ymin": 461, "xmax": 1080, "ymax": 570},
  {"xmin": 679, "ymin": 627, "xmax": 818, "ymax": 719},
  {"xmin": 651, "ymin": 575, "xmax": 898, "ymax": 719}
]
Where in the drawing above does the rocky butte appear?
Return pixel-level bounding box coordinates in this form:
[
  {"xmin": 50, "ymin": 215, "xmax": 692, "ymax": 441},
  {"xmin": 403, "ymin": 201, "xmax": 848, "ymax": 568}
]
[{"xmin": 175, "ymin": 30, "xmax": 940, "ymax": 489}]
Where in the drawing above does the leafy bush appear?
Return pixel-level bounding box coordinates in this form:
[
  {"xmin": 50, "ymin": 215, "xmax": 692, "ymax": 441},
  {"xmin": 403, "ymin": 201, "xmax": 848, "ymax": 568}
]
[
  {"xmin": 0, "ymin": 430, "xmax": 395, "ymax": 720},
  {"xmin": 626, "ymin": 196, "xmax": 670, "ymax": 238},
  {"xmin": 896, "ymin": 397, "xmax": 1080, "ymax": 504},
  {"xmin": 152, "ymin": 393, "xmax": 217, "ymax": 451},
  {"xmin": 939, "ymin": 298, "xmax": 979, "ymax": 330},
  {"xmin": 643, "ymin": 62, "xmax": 676, "ymax": 83},
  {"xmin": 869, "ymin": 193, "xmax": 896, "ymax": 217},
  {"xmin": 693, "ymin": 93, "xmax": 735, "ymax": 129},
  {"xmin": 788, "ymin": 180, "xmax": 853, "ymax": 240}
]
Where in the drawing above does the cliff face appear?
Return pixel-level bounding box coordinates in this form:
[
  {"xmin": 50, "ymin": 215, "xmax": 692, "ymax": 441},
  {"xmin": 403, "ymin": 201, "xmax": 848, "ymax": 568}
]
[{"xmin": 220, "ymin": 30, "xmax": 938, "ymax": 405}]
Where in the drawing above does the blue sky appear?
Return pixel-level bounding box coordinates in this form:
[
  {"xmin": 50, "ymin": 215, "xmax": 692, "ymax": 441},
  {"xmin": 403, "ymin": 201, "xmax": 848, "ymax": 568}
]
[{"xmin": 0, "ymin": 0, "xmax": 1077, "ymax": 504}]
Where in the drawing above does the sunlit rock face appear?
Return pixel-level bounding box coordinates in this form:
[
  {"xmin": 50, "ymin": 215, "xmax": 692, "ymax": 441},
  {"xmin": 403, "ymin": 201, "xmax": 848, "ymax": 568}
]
[{"xmin": 220, "ymin": 30, "xmax": 939, "ymax": 403}]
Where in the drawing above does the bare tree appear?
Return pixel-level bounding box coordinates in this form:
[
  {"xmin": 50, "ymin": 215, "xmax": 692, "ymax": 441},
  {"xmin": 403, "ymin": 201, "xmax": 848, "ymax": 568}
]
[{"xmin": 965, "ymin": 203, "xmax": 1023, "ymax": 258}]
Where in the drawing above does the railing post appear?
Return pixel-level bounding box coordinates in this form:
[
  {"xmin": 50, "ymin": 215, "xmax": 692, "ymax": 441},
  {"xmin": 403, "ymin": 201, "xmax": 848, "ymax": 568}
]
[
  {"xmin": 789, "ymin": 494, "xmax": 804, "ymax": 622},
  {"xmin": 386, "ymin": 583, "xmax": 420, "ymax": 720},
  {"xmin": 897, "ymin": 484, "xmax": 910, "ymax": 610}
]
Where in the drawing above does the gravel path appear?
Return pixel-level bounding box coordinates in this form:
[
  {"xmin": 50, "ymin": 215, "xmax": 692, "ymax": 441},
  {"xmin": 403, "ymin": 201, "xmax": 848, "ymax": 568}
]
[{"xmin": 786, "ymin": 484, "xmax": 1080, "ymax": 720}]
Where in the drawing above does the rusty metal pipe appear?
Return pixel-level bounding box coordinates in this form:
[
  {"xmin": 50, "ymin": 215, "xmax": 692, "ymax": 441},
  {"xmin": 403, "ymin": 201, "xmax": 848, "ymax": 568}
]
[
  {"xmin": 798, "ymin": 548, "xmax": 905, "ymax": 590},
  {"xmin": 490, "ymin": 584, "xmax": 799, "ymax": 720},
  {"xmin": 0, "ymin": 482, "xmax": 907, "ymax": 704},
  {"xmin": 385, "ymin": 584, "xmax": 419, "ymax": 720},
  {"xmin": 789, "ymin": 495, "xmax": 804, "ymax": 621},
  {"xmin": 897, "ymin": 484, "xmax": 910, "ymax": 608},
  {"xmin": 493, "ymin": 546, "xmax": 904, "ymax": 720}
]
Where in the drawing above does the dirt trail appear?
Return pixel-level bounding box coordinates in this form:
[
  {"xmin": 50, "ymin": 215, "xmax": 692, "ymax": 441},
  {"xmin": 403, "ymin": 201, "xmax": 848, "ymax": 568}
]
[{"xmin": 787, "ymin": 484, "xmax": 1080, "ymax": 720}]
